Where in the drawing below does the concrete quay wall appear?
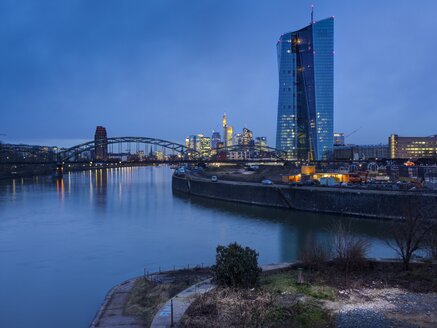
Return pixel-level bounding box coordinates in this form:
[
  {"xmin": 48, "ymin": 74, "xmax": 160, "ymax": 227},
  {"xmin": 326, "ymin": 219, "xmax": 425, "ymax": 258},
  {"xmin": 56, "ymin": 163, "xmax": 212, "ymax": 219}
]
[{"xmin": 172, "ymin": 174, "xmax": 437, "ymax": 220}]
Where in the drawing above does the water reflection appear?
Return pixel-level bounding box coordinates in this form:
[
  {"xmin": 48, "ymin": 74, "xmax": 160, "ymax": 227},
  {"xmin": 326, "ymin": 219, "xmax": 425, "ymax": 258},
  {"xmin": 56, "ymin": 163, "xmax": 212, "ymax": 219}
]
[
  {"xmin": 95, "ymin": 169, "xmax": 108, "ymax": 209},
  {"xmin": 173, "ymin": 191, "xmax": 394, "ymax": 261},
  {"xmin": 0, "ymin": 166, "xmax": 397, "ymax": 328},
  {"xmin": 56, "ymin": 177, "xmax": 65, "ymax": 203}
]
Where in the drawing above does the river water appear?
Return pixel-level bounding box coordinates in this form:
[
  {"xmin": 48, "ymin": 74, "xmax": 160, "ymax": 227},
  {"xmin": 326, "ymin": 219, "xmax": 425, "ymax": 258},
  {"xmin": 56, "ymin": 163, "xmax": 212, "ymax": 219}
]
[{"xmin": 0, "ymin": 166, "xmax": 396, "ymax": 328}]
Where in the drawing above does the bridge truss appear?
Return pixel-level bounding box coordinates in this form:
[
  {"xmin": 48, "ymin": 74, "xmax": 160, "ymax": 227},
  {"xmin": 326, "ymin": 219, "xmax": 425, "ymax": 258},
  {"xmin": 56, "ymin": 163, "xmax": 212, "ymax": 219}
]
[
  {"xmin": 57, "ymin": 137, "xmax": 199, "ymax": 163},
  {"xmin": 211, "ymin": 144, "xmax": 288, "ymax": 161}
]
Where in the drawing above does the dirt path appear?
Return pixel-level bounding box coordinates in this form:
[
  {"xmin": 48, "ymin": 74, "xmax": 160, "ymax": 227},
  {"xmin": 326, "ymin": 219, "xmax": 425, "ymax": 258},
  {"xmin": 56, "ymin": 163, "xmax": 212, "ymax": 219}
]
[{"xmin": 324, "ymin": 288, "xmax": 437, "ymax": 328}]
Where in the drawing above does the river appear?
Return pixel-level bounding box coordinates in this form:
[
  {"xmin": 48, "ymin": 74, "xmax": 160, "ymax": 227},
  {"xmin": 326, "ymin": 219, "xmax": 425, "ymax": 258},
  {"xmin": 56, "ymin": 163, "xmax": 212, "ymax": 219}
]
[{"xmin": 0, "ymin": 166, "xmax": 396, "ymax": 328}]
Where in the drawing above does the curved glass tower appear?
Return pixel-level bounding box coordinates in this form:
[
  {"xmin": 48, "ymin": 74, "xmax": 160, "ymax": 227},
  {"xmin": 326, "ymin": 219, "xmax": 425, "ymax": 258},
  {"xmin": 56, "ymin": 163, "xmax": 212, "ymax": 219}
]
[{"xmin": 275, "ymin": 17, "xmax": 334, "ymax": 161}]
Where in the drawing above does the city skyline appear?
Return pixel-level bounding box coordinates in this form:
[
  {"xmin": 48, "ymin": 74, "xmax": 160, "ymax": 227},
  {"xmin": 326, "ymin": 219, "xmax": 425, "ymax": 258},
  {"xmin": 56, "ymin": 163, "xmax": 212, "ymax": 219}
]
[{"xmin": 2, "ymin": 1, "xmax": 437, "ymax": 147}]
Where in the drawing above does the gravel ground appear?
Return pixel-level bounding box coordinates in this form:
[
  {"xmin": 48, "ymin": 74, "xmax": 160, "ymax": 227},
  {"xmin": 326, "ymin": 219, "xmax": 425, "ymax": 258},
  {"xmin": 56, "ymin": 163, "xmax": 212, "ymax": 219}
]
[{"xmin": 324, "ymin": 288, "xmax": 437, "ymax": 328}]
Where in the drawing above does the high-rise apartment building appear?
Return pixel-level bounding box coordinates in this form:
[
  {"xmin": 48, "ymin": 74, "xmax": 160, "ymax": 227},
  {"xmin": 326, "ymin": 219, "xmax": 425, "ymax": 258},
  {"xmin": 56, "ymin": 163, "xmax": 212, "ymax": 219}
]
[
  {"xmin": 94, "ymin": 126, "xmax": 108, "ymax": 161},
  {"xmin": 276, "ymin": 17, "xmax": 334, "ymax": 160}
]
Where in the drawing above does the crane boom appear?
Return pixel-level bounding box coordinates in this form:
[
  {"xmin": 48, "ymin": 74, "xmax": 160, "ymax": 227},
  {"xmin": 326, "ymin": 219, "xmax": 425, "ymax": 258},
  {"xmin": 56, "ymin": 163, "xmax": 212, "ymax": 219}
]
[{"xmin": 345, "ymin": 127, "xmax": 362, "ymax": 138}]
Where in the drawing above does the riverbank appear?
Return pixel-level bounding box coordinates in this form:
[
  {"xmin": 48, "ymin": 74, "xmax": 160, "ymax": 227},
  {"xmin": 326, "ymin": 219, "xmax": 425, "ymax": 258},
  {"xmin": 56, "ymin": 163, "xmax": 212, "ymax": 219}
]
[
  {"xmin": 90, "ymin": 268, "xmax": 211, "ymax": 328},
  {"xmin": 181, "ymin": 261, "xmax": 437, "ymax": 328},
  {"xmin": 172, "ymin": 173, "xmax": 437, "ymax": 220},
  {"xmin": 92, "ymin": 260, "xmax": 437, "ymax": 327}
]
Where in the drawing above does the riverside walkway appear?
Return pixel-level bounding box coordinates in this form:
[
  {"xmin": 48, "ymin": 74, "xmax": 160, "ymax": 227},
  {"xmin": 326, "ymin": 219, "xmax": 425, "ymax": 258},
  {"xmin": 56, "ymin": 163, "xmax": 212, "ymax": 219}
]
[
  {"xmin": 150, "ymin": 263, "xmax": 291, "ymax": 328},
  {"xmin": 90, "ymin": 263, "xmax": 292, "ymax": 328}
]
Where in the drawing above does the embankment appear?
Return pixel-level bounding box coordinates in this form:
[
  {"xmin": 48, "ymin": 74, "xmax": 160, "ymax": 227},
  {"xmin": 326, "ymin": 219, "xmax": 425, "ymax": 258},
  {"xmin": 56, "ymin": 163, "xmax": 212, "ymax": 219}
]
[{"xmin": 172, "ymin": 174, "xmax": 437, "ymax": 220}]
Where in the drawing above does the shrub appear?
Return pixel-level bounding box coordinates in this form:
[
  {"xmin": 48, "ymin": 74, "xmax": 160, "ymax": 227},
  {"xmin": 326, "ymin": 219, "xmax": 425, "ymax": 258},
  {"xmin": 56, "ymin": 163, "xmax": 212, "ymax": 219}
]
[
  {"xmin": 300, "ymin": 239, "xmax": 332, "ymax": 270},
  {"xmin": 212, "ymin": 242, "xmax": 262, "ymax": 288},
  {"xmin": 332, "ymin": 221, "xmax": 370, "ymax": 271}
]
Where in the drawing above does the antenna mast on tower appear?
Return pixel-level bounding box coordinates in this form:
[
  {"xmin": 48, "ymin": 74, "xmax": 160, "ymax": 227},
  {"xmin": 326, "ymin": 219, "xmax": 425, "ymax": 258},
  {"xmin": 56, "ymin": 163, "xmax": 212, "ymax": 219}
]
[{"xmin": 311, "ymin": 4, "xmax": 314, "ymax": 24}]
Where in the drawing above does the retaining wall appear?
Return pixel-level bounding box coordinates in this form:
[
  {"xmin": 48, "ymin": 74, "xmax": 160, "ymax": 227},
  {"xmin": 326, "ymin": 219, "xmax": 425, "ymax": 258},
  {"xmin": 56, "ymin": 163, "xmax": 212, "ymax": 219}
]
[{"xmin": 172, "ymin": 174, "xmax": 437, "ymax": 220}]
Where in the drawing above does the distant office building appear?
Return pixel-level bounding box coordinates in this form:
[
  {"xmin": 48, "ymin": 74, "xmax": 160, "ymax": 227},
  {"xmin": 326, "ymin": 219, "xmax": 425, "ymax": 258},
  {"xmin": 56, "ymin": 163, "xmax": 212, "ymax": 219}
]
[
  {"xmin": 276, "ymin": 16, "xmax": 334, "ymax": 160},
  {"xmin": 389, "ymin": 134, "xmax": 437, "ymax": 159},
  {"xmin": 333, "ymin": 144, "xmax": 389, "ymax": 161},
  {"xmin": 186, "ymin": 134, "xmax": 211, "ymax": 158},
  {"xmin": 137, "ymin": 150, "xmax": 145, "ymax": 161},
  {"xmin": 229, "ymin": 129, "xmax": 254, "ymax": 160},
  {"xmin": 186, "ymin": 135, "xmax": 198, "ymax": 152},
  {"xmin": 222, "ymin": 113, "xmax": 233, "ymax": 148},
  {"xmin": 334, "ymin": 132, "xmax": 345, "ymax": 146},
  {"xmin": 211, "ymin": 131, "xmax": 221, "ymax": 149},
  {"xmin": 234, "ymin": 133, "xmax": 243, "ymax": 146},
  {"xmin": 199, "ymin": 136, "xmax": 211, "ymax": 157},
  {"xmin": 255, "ymin": 137, "xmax": 268, "ymax": 151},
  {"xmin": 154, "ymin": 151, "xmax": 164, "ymax": 161},
  {"xmin": 242, "ymin": 128, "xmax": 254, "ymax": 146},
  {"xmin": 94, "ymin": 126, "xmax": 108, "ymax": 161}
]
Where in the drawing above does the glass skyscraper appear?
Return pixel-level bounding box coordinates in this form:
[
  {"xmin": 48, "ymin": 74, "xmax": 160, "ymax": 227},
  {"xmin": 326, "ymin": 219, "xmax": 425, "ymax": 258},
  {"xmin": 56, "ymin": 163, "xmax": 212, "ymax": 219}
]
[{"xmin": 276, "ymin": 17, "xmax": 334, "ymax": 161}]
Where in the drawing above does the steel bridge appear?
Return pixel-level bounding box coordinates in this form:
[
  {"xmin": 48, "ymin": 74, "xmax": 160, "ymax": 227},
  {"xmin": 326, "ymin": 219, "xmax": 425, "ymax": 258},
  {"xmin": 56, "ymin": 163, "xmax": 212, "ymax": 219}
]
[
  {"xmin": 210, "ymin": 144, "xmax": 288, "ymax": 160},
  {"xmin": 56, "ymin": 136, "xmax": 200, "ymax": 163},
  {"xmin": 3, "ymin": 139, "xmax": 437, "ymax": 168},
  {"xmin": 0, "ymin": 137, "xmax": 291, "ymax": 165}
]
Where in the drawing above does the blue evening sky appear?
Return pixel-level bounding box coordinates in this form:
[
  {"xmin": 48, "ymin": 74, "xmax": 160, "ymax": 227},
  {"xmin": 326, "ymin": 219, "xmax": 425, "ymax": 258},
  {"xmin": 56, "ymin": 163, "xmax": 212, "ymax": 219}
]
[{"xmin": 1, "ymin": 0, "xmax": 436, "ymax": 147}]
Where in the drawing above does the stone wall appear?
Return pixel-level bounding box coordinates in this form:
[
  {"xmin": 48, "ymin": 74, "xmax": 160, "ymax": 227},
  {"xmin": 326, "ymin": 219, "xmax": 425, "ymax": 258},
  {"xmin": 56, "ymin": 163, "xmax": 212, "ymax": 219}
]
[{"xmin": 172, "ymin": 174, "xmax": 437, "ymax": 220}]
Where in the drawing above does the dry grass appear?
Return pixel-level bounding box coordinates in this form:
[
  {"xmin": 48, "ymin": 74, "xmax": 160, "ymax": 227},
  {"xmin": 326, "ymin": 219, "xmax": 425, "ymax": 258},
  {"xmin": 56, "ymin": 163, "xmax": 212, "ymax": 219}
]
[
  {"xmin": 124, "ymin": 268, "xmax": 211, "ymax": 326},
  {"xmin": 124, "ymin": 279, "xmax": 190, "ymax": 326},
  {"xmin": 300, "ymin": 240, "xmax": 332, "ymax": 271},
  {"xmin": 180, "ymin": 270, "xmax": 334, "ymax": 328},
  {"xmin": 180, "ymin": 287, "xmax": 331, "ymax": 328}
]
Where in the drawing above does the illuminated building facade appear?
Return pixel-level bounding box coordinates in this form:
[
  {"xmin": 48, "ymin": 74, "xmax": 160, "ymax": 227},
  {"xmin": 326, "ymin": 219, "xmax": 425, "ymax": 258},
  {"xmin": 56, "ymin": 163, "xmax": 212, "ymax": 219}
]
[
  {"xmin": 234, "ymin": 133, "xmax": 243, "ymax": 145},
  {"xmin": 199, "ymin": 136, "xmax": 211, "ymax": 157},
  {"xmin": 222, "ymin": 113, "xmax": 233, "ymax": 148},
  {"xmin": 276, "ymin": 17, "xmax": 334, "ymax": 160},
  {"xmin": 242, "ymin": 128, "xmax": 254, "ymax": 146},
  {"xmin": 94, "ymin": 126, "xmax": 108, "ymax": 160},
  {"xmin": 186, "ymin": 134, "xmax": 211, "ymax": 158},
  {"xmin": 334, "ymin": 132, "xmax": 345, "ymax": 146},
  {"xmin": 389, "ymin": 134, "xmax": 437, "ymax": 159},
  {"xmin": 255, "ymin": 137, "xmax": 268, "ymax": 151},
  {"xmin": 211, "ymin": 131, "xmax": 221, "ymax": 149}
]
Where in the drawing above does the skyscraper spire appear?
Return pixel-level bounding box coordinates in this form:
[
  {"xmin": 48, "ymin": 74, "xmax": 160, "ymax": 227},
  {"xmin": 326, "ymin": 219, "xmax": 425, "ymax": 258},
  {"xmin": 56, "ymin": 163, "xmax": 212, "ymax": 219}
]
[
  {"xmin": 222, "ymin": 113, "xmax": 227, "ymax": 128},
  {"xmin": 311, "ymin": 4, "xmax": 314, "ymax": 24}
]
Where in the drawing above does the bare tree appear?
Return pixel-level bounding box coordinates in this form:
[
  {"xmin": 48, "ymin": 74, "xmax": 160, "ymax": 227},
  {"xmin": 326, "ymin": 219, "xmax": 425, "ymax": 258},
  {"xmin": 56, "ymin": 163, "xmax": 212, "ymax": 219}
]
[
  {"xmin": 331, "ymin": 220, "xmax": 371, "ymax": 272},
  {"xmin": 300, "ymin": 237, "xmax": 332, "ymax": 271},
  {"xmin": 386, "ymin": 204, "xmax": 436, "ymax": 270}
]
